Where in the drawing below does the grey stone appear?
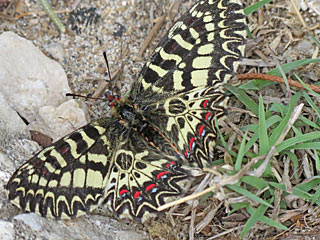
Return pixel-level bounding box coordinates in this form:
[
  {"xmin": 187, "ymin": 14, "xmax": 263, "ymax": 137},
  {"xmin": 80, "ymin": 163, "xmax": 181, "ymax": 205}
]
[{"xmin": 0, "ymin": 220, "xmax": 15, "ymax": 240}]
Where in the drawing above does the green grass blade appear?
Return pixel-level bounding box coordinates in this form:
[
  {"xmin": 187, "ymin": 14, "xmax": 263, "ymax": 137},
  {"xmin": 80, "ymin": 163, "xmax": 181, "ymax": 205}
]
[
  {"xmin": 299, "ymin": 115, "xmax": 320, "ymax": 130},
  {"xmin": 246, "ymin": 204, "xmax": 288, "ymax": 230},
  {"xmin": 269, "ymin": 93, "xmax": 301, "ymax": 146},
  {"xmin": 311, "ymin": 185, "xmax": 320, "ymax": 203},
  {"xmin": 258, "ymin": 95, "xmax": 269, "ymax": 155},
  {"xmin": 227, "ymin": 184, "xmax": 272, "ymax": 208},
  {"xmin": 235, "ymin": 130, "xmax": 249, "ymax": 171},
  {"xmin": 283, "ymin": 142, "xmax": 320, "ymax": 151},
  {"xmin": 315, "ymin": 150, "xmax": 320, "ymax": 173},
  {"xmin": 241, "ymin": 176, "xmax": 268, "ymax": 190},
  {"xmin": 303, "ymin": 91, "xmax": 320, "ymax": 117},
  {"xmin": 225, "ymin": 85, "xmax": 259, "ymax": 115},
  {"xmin": 241, "ymin": 203, "xmax": 270, "ymax": 237},
  {"xmin": 277, "ymin": 62, "xmax": 290, "ymax": 92},
  {"xmin": 244, "ymin": 0, "xmax": 272, "ymax": 15},
  {"xmin": 309, "ymin": 33, "xmax": 320, "ymax": 47},
  {"xmin": 269, "ymin": 59, "xmax": 320, "ymax": 76},
  {"xmin": 230, "ymin": 202, "xmax": 250, "ymax": 215},
  {"xmin": 276, "ymin": 132, "xmax": 320, "ymax": 153}
]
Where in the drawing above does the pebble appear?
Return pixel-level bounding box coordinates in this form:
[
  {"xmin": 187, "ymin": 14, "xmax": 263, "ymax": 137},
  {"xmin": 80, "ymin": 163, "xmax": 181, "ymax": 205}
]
[
  {"xmin": 307, "ymin": 0, "xmax": 320, "ymax": 15},
  {"xmin": 14, "ymin": 213, "xmax": 44, "ymax": 232},
  {"xmin": 45, "ymin": 43, "xmax": 66, "ymax": 62},
  {"xmin": 296, "ymin": 39, "xmax": 314, "ymax": 55},
  {"xmin": 0, "ymin": 220, "xmax": 15, "ymax": 240}
]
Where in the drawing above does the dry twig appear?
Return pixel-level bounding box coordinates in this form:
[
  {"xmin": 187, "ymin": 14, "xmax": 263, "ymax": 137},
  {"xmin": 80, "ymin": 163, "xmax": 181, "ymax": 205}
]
[{"xmin": 237, "ymin": 73, "xmax": 320, "ymax": 93}]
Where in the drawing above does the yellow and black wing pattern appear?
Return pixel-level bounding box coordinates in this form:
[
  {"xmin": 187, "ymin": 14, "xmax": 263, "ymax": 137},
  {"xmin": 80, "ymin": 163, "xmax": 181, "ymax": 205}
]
[
  {"xmin": 6, "ymin": 0, "xmax": 246, "ymax": 222},
  {"xmin": 129, "ymin": 0, "xmax": 246, "ymax": 168},
  {"xmin": 6, "ymin": 118, "xmax": 189, "ymax": 221}
]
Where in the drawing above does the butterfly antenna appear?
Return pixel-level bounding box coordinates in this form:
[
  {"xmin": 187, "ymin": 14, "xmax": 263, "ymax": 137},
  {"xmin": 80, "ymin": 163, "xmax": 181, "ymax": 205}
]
[
  {"xmin": 66, "ymin": 93, "xmax": 105, "ymax": 101},
  {"xmin": 103, "ymin": 51, "xmax": 112, "ymax": 83}
]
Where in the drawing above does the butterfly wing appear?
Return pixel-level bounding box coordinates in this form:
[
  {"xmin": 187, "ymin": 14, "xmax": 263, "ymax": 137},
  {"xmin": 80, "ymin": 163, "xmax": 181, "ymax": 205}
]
[
  {"xmin": 129, "ymin": 0, "xmax": 246, "ymax": 104},
  {"xmin": 139, "ymin": 86, "xmax": 225, "ymax": 168},
  {"xmin": 6, "ymin": 0, "xmax": 246, "ymax": 221},
  {"xmin": 104, "ymin": 125, "xmax": 189, "ymax": 222},
  {"xmin": 128, "ymin": 0, "xmax": 246, "ymax": 168},
  {"xmin": 6, "ymin": 118, "xmax": 189, "ymax": 221},
  {"xmin": 6, "ymin": 119, "xmax": 117, "ymax": 219}
]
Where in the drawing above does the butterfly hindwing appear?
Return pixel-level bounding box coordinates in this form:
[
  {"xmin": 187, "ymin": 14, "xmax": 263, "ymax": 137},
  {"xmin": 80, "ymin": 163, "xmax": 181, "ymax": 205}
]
[
  {"xmin": 104, "ymin": 127, "xmax": 189, "ymax": 221},
  {"xmin": 140, "ymin": 86, "xmax": 226, "ymax": 168}
]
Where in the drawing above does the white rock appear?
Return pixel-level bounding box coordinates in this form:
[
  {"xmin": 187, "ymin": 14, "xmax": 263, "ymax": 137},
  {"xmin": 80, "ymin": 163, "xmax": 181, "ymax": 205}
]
[
  {"xmin": 0, "ymin": 93, "xmax": 28, "ymax": 142},
  {"xmin": 0, "ymin": 31, "xmax": 71, "ymax": 123},
  {"xmin": 29, "ymin": 99, "xmax": 90, "ymax": 141},
  {"xmin": 0, "ymin": 31, "xmax": 90, "ymax": 141},
  {"xmin": 0, "ymin": 220, "xmax": 15, "ymax": 240},
  {"xmin": 14, "ymin": 213, "xmax": 44, "ymax": 232},
  {"xmin": 0, "ymin": 92, "xmax": 38, "ymax": 170}
]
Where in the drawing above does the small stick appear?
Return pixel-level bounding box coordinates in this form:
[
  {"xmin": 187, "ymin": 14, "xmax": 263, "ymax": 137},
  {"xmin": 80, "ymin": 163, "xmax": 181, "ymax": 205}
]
[
  {"xmin": 290, "ymin": 0, "xmax": 307, "ymax": 30},
  {"xmin": 237, "ymin": 73, "xmax": 320, "ymax": 93},
  {"xmin": 139, "ymin": 15, "xmax": 166, "ymax": 56},
  {"xmin": 15, "ymin": 9, "xmax": 69, "ymax": 19}
]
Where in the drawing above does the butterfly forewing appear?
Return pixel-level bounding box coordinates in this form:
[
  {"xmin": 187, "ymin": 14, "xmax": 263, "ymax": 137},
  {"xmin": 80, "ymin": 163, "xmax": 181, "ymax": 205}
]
[
  {"xmin": 129, "ymin": 0, "xmax": 246, "ymax": 168},
  {"xmin": 130, "ymin": 0, "xmax": 246, "ymax": 104},
  {"xmin": 6, "ymin": 120, "xmax": 117, "ymax": 219}
]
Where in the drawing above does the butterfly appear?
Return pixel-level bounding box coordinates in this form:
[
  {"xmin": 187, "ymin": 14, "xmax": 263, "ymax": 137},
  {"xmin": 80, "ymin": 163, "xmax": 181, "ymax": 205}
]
[{"xmin": 6, "ymin": 0, "xmax": 246, "ymax": 222}]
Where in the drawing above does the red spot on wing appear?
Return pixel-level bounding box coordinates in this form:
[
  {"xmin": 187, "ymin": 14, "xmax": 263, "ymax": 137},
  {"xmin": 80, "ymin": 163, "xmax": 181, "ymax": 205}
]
[
  {"xmin": 166, "ymin": 161, "xmax": 176, "ymax": 168},
  {"xmin": 169, "ymin": 42, "xmax": 179, "ymax": 52},
  {"xmin": 202, "ymin": 100, "xmax": 209, "ymax": 108},
  {"xmin": 189, "ymin": 137, "xmax": 195, "ymax": 150},
  {"xmin": 134, "ymin": 191, "xmax": 141, "ymax": 199},
  {"xmin": 42, "ymin": 169, "xmax": 48, "ymax": 176},
  {"xmin": 198, "ymin": 125, "xmax": 205, "ymax": 137},
  {"xmin": 157, "ymin": 171, "xmax": 169, "ymax": 179},
  {"xmin": 146, "ymin": 184, "xmax": 156, "ymax": 192},
  {"xmin": 205, "ymin": 112, "xmax": 211, "ymax": 120},
  {"xmin": 184, "ymin": 149, "xmax": 189, "ymax": 158},
  {"xmin": 58, "ymin": 145, "xmax": 70, "ymax": 155},
  {"xmin": 119, "ymin": 189, "xmax": 128, "ymax": 196}
]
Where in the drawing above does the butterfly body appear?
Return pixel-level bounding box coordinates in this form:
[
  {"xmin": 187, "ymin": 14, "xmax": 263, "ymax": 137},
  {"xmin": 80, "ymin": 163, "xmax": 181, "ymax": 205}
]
[{"xmin": 6, "ymin": 0, "xmax": 246, "ymax": 222}]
